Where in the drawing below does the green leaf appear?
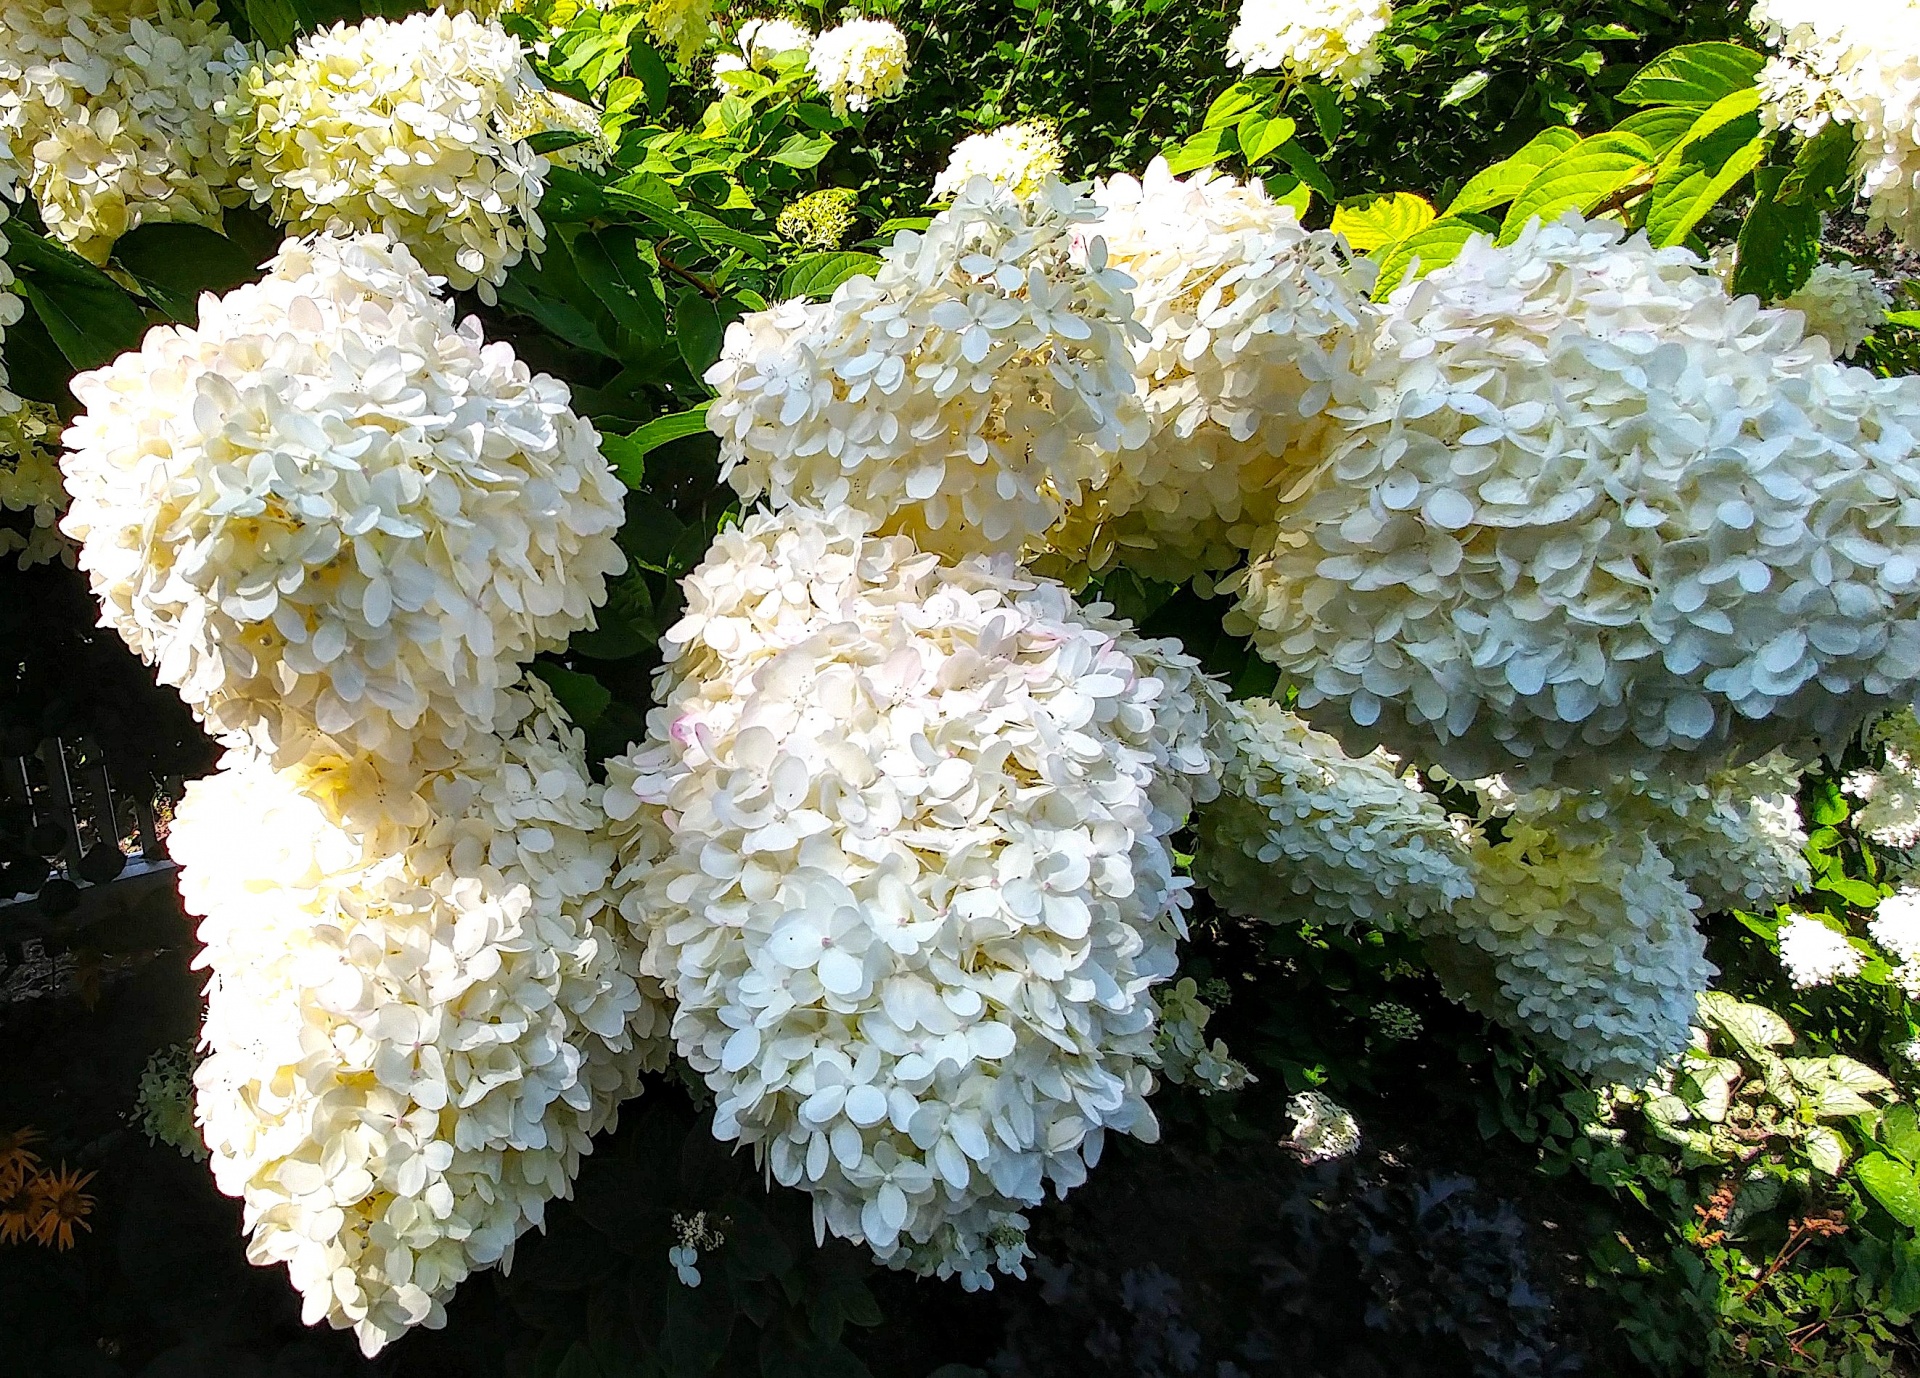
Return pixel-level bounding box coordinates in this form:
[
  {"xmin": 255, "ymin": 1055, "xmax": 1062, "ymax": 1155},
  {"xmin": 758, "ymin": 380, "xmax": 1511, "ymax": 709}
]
[
  {"xmin": 1447, "ymin": 128, "xmax": 1581, "ymax": 215},
  {"xmin": 1644, "ymin": 98, "xmax": 1765, "ymax": 247},
  {"xmin": 1332, "ymin": 192, "xmax": 1436, "ymax": 251},
  {"xmin": 1273, "ymin": 140, "xmax": 1339, "ymax": 205},
  {"xmin": 1619, "ymin": 42, "xmax": 1766, "ymax": 107},
  {"xmin": 1440, "ymin": 70, "xmax": 1492, "ymax": 108},
  {"xmin": 1700, "ymin": 991, "xmax": 1795, "ymax": 1056},
  {"xmin": 1165, "ymin": 126, "xmax": 1238, "ymax": 175},
  {"xmin": 1499, "ymin": 132, "xmax": 1654, "ymax": 244},
  {"xmin": 244, "ymin": 0, "xmax": 303, "ymax": 48},
  {"xmin": 625, "ymin": 32, "xmax": 672, "ymax": 113},
  {"xmin": 112, "ymin": 223, "xmax": 263, "ymax": 325},
  {"xmin": 1804, "ymin": 1124, "xmax": 1849, "ymax": 1176},
  {"xmin": 529, "ymin": 662, "xmax": 612, "ymax": 729},
  {"xmin": 1859, "ymin": 1152, "xmax": 1920, "ymax": 1229},
  {"xmin": 1237, "ymin": 112, "xmax": 1296, "ymax": 165},
  {"xmin": 1884, "ymin": 1104, "xmax": 1920, "ymax": 1162},
  {"xmin": 1734, "ymin": 166, "xmax": 1822, "ymax": 300},
  {"xmin": 570, "ymin": 228, "xmax": 668, "ymax": 348},
  {"xmin": 1303, "ymin": 82, "xmax": 1343, "ymax": 144},
  {"xmin": 603, "ymin": 405, "xmax": 714, "ymax": 488},
  {"xmin": 675, "ymin": 289, "xmax": 723, "ymax": 377},
  {"xmin": 770, "ymin": 132, "xmax": 835, "ymax": 169},
  {"xmin": 1371, "ymin": 214, "xmax": 1496, "ymax": 298},
  {"xmin": 1615, "ymin": 105, "xmax": 1714, "ymax": 158},
  {"xmin": 1202, "ymin": 80, "xmax": 1266, "ymax": 130},
  {"xmin": 9, "ymin": 229, "xmax": 149, "ymax": 371},
  {"xmin": 779, "ymin": 251, "xmax": 881, "ymax": 300},
  {"xmin": 1780, "ymin": 118, "xmax": 1859, "ymax": 210}
]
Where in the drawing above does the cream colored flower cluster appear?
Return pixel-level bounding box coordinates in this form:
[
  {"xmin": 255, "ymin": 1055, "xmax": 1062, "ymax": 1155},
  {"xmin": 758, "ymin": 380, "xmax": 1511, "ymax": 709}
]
[
  {"xmin": 1431, "ymin": 821, "xmax": 1712, "ymax": 1082},
  {"xmin": 1487, "ymin": 759, "xmax": 1811, "ymax": 915},
  {"xmin": 176, "ymin": 681, "xmax": 668, "ymax": 1358},
  {"xmin": 225, "ymin": 11, "xmax": 550, "ymax": 297},
  {"xmin": 1232, "ymin": 213, "xmax": 1920, "ymax": 787},
  {"xmin": 503, "ymin": 89, "xmax": 615, "ymax": 174},
  {"xmin": 1777, "ymin": 911, "xmax": 1864, "ymax": 987},
  {"xmin": 1225, "ymin": 0, "xmax": 1391, "ymax": 91},
  {"xmin": 806, "ymin": 17, "xmax": 909, "ymax": 117},
  {"xmin": 932, "ymin": 123, "xmax": 1066, "ymax": 202},
  {"xmin": 1780, "ymin": 261, "xmax": 1890, "ymax": 358},
  {"xmin": 738, "ymin": 15, "xmax": 813, "ymax": 65},
  {"xmin": 1194, "ymin": 696, "xmax": 1473, "ymax": 928},
  {"xmin": 1869, "ymin": 888, "xmax": 1920, "ymax": 993},
  {"xmin": 1751, "ymin": 0, "xmax": 1920, "ymax": 247},
  {"xmin": 708, "ymin": 178, "xmax": 1145, "ymax": 561},
  {"xmin": 1848, "ymin": 708, "xmax": 1920, "ymax": 848},
  {"xmin": 59, "ymin": 232, "xmax": 627, "ymax": 772},
  {"xmin": 0, "ymin": 0, "xmax": 240, "ymax": 261},
  {"xmin": 647, "ymin": 0, "xmax": 717, "ymax": 62},
  {"xmin": 1053, "ymin": 159, "xmax": 1377, "ymax": 581},
  {"xmin": 776, "ymin": 186, "xmax": 858, "ymax": 247},
  {"xmin": 0, "ymin": 402, "xmax": 69, "ymax": 569},
  {"xmin": 603, "ymin": 507, "xmax": 1225, "ymax": 1284}
]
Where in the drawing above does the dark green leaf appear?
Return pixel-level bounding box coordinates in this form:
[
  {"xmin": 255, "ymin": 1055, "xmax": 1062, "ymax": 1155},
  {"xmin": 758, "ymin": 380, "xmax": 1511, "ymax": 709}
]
[
  {"xmin": 571, "ymin": 228, "xmax": 669, "ymax": 349},
  {"xmin": 1303, "ymin": 82, "xmax": 1343, "ymax": 143},
  {"xmin": 112, "ymin": 223, "xmax": 263, "ymax": 324},
  {"xmin": 1780, "ymin": 118, "xmax": 1860, "ymax": 210},
  {"xmin": 1272, "ymin": 139, "xmax": 1339, "ymax": 204},
  {"xmin": 10, "ymin": 229, "xmax": 149, "ymax": 371},
  {"xmin": 529, "ymin": 663, "xmax": 613, "ymax": 729},
  {"xmin": 245, "ymin": 0, "xmax": 303, "ymax": 47},
  {"xmin": 603, "ymin": 405, "xmax": 714, "ymax": 488},
  {"xmin": 626, "ymin": 37, "xmax": 672, "ymax": 114},
  {"xmin": 1735, "ymin": 166, "xmax": 1822, "ymax": 300},
  {"xmin": 675, "ymin": 290, "xmax": 723, "ymax": 377},
  {"xmin": 779, "ymin": 251, "xmax": 881, "ymax": 299},
  {"xmin": 1619, "ymin": 42, "xmax": 1765, "ymax": 107}
]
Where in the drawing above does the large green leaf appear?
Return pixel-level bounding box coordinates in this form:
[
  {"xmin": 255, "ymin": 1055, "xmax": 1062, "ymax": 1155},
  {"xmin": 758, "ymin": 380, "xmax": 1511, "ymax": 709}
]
[
  {"xmin": 675, "ymin": 289, "xmax": 724, "ymax": 377},
  {"xmin": 1499, "ymin": 132, "xmax": 1654, "ymax": 243},
  {"xmin": 1644, "ymin": 96, "xmax": 1766, "ymax": 247},
  {"xmin": 1237, "ymin": 111, "xmax": 1296, "ymax": 165},
  {"xmin": 1447, "ymin": 128, "xmax": 1580, "ymax": 215},
  {"xmin": 569, "ymin": 227, "xmax": 668, "ymax": 349},
  {"xmin": 1734, "ymin": 167, "xmax": 1822, "ymax": 300},
  {"xmin": 112, "ymin": 223, "xmax": 263, "ymax": 324},
  {"xmin": 8, "ymin": 228, "xmax": 149, "ymax": 370},
  {"xmin": 779, "ymin": 251, "xmax": 881, "ymax": 300},
  {"xmin": 1164, "ymin": 126, "xmax": 1237, "ymax": 175},
  {"xmin": 1332, "ymin": 192, "xmax": 1436, "ymax": 251},
  {"xmin": 1780, "ymin": 118, "xmax": 1861, "ymax": 210},
  {"xmin": 1619, "ymin": 42, "xmax": 1766, "ymax": 107},
  {"xmin": 1615, "ymin": 105, "xmax": 1715, "ymax": 159},
  {"xmin": 1859, "ymin": 1152, "xmax": 1920, "ymax": 1229}
]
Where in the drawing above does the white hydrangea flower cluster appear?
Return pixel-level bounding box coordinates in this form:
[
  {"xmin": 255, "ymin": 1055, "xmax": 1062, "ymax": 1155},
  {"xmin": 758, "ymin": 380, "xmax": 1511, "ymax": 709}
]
[
  {"xmin": 707, "ymin": 178, "xmax": 1145, "ymax": 561},
  {"xmin": 1750, "ymin": 0, "xmax": 1920, "ymax": 247},
  {"xmin": 59, "ymin": 232, "xmax": 627, "ymax": 773},
  {"xmin": 1781, "ymin": 262, "xmax": 1891, "ymax": 358},
  {"xmin": 1869, "ymin": 888, "xmax": 1920, "ymax": 994},
  {"xmin": 0, "ymin": 0, "xmax": 241, "ymax": 261},
  {"xmin": 175, "ymin": 681, "xmax": 669, "ymax": 1358},
  {"xmin": 1152, "ymin": 978, "xmax": 1252, "ymax": 1093},
  {"xmin": 1777, "ymin": 911, "xmax": 1866, "ymax": 988},
  {"xmin": 1487, "ymin": 758, "xmax": 1811, "ymax": 915},
  {"xmin": 503, "ymin": 89, "xmax": 615, "ymax": 174},
  {"xmin": 602, "ymin": 507, "xmax": 1226, "ymax": 1285},
  {"xmin": 1052, "ymin": 159, "xmax": 1377, "ymax": 581},
  {"xmin": 0, "ymin": 402, "xmax": 71, "ymax": 570},
  {"xmin": 932, "ymin": 123, "xmax": 1066, "ymax": 202},
  {"xmin": 1849, "ymin": 708, "xmax": 1920, "ymax": 848},
  {"xmin": 1225, "ymin": 0, "xmax": 1392, "ymax": 91},
  {"xmin": 806, "ymin": 17, "xmax": 909, "ymax": 118},
  {"xmin": 225, "ymin": 11, "xmax": 551, "ymax": 297},
  {"xmin": 1193, "ymin": 696, "xmax": 1473, "ymax": 929},
  {"xmin": 1431, "ymin": 820, "xmax": 1711, "ymax": 1083},
  {"xmin": 646, "ymin": 0, "xmax": 717, "ymax": 61},
  {"xmin": 1230, "ymin": 212, "xmax": 1920, "ymax": 787},
  {"xmin": 737, "ymin": 15, "xmax": 813, "ymax": 65}
]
